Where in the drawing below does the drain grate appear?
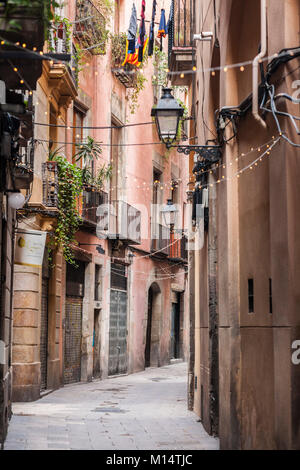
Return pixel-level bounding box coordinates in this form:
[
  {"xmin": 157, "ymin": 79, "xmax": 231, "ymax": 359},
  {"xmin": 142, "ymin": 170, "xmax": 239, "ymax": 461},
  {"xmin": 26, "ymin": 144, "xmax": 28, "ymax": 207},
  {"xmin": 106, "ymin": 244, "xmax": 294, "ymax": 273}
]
[
  {"xmin": 150, "ymin": 377, "xmax": 169, "ymax": 382},
  {"xmin": 92, "ymin": 407, "xmax": 128, "ymax": 413}
]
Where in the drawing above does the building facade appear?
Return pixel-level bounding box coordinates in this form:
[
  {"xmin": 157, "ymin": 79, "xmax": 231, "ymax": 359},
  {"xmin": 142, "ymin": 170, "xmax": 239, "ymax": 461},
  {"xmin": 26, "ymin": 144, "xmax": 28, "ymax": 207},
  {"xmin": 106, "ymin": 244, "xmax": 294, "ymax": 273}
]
[
  {"xmin": 168, "ymin": 0, "xmax": 300, "ymax": 450},
  {"xmin": 9, "ymin": 0, "xmax": 189, "ymax": 414},
  {"xmin": 0, "ymin": 3, "xmax": 49, "ymax": 445}
]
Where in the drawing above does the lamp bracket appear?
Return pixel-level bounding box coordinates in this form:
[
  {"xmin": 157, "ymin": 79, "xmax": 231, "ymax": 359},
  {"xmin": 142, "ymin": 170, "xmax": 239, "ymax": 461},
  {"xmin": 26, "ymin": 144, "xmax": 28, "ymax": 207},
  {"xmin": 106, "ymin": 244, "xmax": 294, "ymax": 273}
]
[{"xmin": 176, "ymin": 145, "xmax": 222, "ymax": 168}]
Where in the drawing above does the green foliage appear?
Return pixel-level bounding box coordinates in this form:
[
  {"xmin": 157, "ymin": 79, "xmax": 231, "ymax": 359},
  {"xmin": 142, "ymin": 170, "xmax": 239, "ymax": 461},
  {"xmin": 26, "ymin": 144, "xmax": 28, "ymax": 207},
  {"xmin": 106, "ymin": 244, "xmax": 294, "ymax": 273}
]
[
  {"xmin": 2, "ymin": 0, "xmax": 60, "ymax": 38},
  {"xmin": 76, "ymin": 0, "xmax": 110, "ymax": 55},
  {"xmin": 95, "ymin": 0, "xmax": 114, "ymax": 16},
  {"xmin": 126, "ymin": 70, "xmax": 147, "ymax": 115},
  {"xmin": 95, "ymin": 163, "xmax": 112, "ymax": 189},
  {"xmin": 74, "ymin": 136, "xmax": 102, "ymax": 164},
  {"xmin": 48, "ymin": 143, "xmax": 112, "ymax": 264},
  {"xmin": 48, "ymin": 146, "xmax": 64, "ymax": 161},
  {"xmin": 152, "ymin": 46, "xmax": 168, "ymax": 87},
  {"xmin": 110, "ymin": 32, "xmax": 127, "ymax": 67},
  {"xmin": 74, "ymin": 137, "xmax": 111, "ymax": 189},
  {"xmin": 49, "ymin": 154, "xmax": 83, "ymax": 266}
]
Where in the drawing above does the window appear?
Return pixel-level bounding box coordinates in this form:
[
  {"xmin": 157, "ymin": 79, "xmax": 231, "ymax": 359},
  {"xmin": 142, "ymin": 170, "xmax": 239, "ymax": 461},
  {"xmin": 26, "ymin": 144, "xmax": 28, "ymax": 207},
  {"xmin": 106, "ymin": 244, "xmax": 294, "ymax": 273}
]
[
  {"xmin": 95, "ymin": 265, "xmax": 102, "ymax": 301},
  {"xmin": 111, "ymin": 262, "xmax": 127, "ymax": 291},
  {"xmin": 248, "ymin": 279, "xmax": 254, "ymax": 313},
  {"xmin": 73, "ymin": 106, "xmax": 85, "ymax": 166},
  {"xmin": 110, "ymin": 119, "xmax": 122, "ymax": 201}
]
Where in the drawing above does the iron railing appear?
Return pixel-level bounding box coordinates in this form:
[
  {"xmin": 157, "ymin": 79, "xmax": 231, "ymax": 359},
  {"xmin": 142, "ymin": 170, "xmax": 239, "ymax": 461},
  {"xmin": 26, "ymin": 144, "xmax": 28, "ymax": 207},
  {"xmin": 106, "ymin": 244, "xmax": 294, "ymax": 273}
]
[
  {"xmin": 168, "ymin": 0, "xmax": 195, "ymax": 64},
  {"xmin": 151, "ymin": 223, "xmax": 170, "ymax": 256},
  {"xmin": 42, "ymin": 161, "xmax": 59, "ymax": 207},
  {"xmin": 169, "ymin": 230, "xmax": 188, "ymax": 260},
  {"xmin": 74, "ymin": 0, "xmax": 107, "ymax": 55},
  {"xmin": 151, "ymin": 224, "xmax": 188, "ymax": 260},
  {"xmin": 48, "ymin": 22, "xmax": 78, "ymax": 85}
]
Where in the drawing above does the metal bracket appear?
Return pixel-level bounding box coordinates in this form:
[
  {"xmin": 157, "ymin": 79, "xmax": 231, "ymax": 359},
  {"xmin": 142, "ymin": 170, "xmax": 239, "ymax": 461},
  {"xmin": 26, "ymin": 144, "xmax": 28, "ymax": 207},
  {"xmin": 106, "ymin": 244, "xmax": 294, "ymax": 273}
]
[{"xmin": 176, "ymin": 145, "xmax": 222, "ymax": 168}]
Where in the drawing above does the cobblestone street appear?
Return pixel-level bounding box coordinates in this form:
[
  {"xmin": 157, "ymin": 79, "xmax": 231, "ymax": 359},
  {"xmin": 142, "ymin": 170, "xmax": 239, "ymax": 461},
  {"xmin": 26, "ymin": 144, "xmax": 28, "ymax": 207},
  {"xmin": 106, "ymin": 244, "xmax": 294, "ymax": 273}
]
[{"xmin": 4, "ymin": 362, "xmax": 219, "ymax": 450}]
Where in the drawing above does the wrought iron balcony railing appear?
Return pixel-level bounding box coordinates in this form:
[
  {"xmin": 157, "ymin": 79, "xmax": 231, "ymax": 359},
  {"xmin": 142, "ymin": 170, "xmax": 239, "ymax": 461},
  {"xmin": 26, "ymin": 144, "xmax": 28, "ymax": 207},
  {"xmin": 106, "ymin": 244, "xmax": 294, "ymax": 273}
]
[
  {"xmin": 111, "ymin": 33, "xmax": 137, "ymax": 88},
  {"xmin": 151, "ymin": 224, "xmax": 188, "ymax": 260},
  {"xmin": 74, "ymin": 0, "xmax": 107, "ymax": 55},
  {"xmin": 151, "ymin": 223, "xmax": 170, "ymax": 256},
  {"xmin": 168, "ymin": 0, "xmax": 195, "ymax": 84},
  {"xmin": 97, "ymin": 200, "xmax": 141, "ymax": 245},
  {"xmin": 42, "ymin": 161, "xmax": 59, "ymax": 208},
  {"xmin": 48, "ymin": 22, "xmax": 78, "ymax": 86},
  {"xmin": 169, "ymin": 230, "xmax": 188, "ymax": 261}
]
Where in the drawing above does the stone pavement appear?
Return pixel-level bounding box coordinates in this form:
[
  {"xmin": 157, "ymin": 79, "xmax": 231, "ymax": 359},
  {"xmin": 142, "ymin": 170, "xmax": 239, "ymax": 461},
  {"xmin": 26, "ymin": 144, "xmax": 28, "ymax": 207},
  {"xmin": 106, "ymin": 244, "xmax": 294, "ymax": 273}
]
[{"xmin": 4, "ymin": 362, "xmax": 219, "ymax": 450}]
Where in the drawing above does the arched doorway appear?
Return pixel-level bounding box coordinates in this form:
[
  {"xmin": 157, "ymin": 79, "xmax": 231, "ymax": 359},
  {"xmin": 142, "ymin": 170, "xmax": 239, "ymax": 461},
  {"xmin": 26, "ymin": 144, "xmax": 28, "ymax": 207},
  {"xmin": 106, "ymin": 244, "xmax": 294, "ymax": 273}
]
[{"xmin": 145, "ymin": 282, "xmax": 161, "ymax": 368}]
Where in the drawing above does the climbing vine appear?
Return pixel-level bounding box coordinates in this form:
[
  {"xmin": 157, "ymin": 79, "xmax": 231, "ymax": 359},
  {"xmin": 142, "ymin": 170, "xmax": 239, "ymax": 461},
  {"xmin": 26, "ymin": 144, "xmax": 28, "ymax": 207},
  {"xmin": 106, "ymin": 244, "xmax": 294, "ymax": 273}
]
[
  {"xmin": 49, "ymin": 154, "xmax": 83, "ymax": 266},
  {"xmin": 126, "ymin": 70, "xmax": 148, "ymax": 115}
]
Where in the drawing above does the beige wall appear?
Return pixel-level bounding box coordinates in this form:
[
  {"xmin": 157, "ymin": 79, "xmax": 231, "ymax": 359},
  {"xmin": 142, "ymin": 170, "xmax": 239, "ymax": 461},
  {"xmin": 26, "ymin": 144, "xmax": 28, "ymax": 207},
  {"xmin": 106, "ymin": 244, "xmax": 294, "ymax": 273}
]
[{"xmin": 191, "ymin": 0, "xmax": 300, "ymax": 449}]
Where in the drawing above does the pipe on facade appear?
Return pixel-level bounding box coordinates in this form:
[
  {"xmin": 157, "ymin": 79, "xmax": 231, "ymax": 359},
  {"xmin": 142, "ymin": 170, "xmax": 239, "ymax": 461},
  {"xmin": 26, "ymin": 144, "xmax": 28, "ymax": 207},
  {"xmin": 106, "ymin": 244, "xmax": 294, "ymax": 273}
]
[{"xmin": 252, "ymin": 0, "xmax": 267, "ymax": 127}]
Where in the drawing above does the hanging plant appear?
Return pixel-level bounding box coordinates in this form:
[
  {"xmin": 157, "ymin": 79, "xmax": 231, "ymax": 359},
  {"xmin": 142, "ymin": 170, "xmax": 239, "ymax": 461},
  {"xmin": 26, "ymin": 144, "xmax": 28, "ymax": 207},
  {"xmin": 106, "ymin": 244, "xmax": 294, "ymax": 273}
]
[
  {"xmin": 49, "ymin": 154, "xmax": 83, "ymax": 265},
  {"xmin": 126, "ymin": 70, "xmax": 147, "ymax": 114}
]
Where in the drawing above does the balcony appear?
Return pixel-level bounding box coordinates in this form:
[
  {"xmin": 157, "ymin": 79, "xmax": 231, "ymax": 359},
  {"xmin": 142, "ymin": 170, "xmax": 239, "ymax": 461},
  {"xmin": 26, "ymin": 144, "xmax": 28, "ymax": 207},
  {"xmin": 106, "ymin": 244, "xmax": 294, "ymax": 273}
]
[
  {"xmin": 74, "ymin": 0, "xmax": 107, "ymax": 55},
  {"xmin": 82, "ymin": 188, "xmax": 108, "ymax": 227},
  {"xmin": 0, "ymin": 4, "xmax": 46, "ymax": 90},
  {"xmin": 1, "ymin": 97, "xmax": 35, "ymax": 191},
  {"xmin": 151, "ymin": 224, "xmax": 188, "ymax": 260},
  {"xmin": 168, "ymin": 0, "xmax": 195, "ymax": 86},
  {"xmin": 169, "ymin": 231, "xmax": 188, "ymax": 261},
  {"xmin": 42, "ymin": 161, "xmax": 59, "ymax": 208},
  {"xmin": 48, "ymin": 22, "xmax": 78, "ymax": 86},
  {"xmin": 151, "ymin": 224, "xmax": 170, "ymax": 256},
  {"xmin": 97, "ymin": 200, "xmax": 141, "ymax": 245},
  {"xmin": 45, "ymin": 23, "xmax": 77, "ymax": 103},
  {"xmin": 111, "ymin": 33, "xmax": 137, "ymax": 88}
]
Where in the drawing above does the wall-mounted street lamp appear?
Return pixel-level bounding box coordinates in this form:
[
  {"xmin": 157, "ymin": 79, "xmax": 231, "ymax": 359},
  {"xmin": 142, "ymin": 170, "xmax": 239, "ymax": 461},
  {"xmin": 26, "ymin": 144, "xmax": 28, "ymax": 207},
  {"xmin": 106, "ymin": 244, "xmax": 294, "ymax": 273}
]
[
  {"xmin": 151, "ymin": 88, "xmax": 184, "ymax": 148},
  {"xmin": 151, "ymin": 87, "xmax": 222, "ymax": 169},
  {"xmin": 161, "ymin": 199, "xmax": 179, "ymax": 233}
]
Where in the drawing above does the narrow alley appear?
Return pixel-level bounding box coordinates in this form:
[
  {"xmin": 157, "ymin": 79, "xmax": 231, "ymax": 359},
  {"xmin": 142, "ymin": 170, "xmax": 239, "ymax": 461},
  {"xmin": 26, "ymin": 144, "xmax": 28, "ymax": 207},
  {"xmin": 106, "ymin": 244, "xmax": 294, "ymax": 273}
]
[{"xmin": 3, "ymin": 363, "xmax": 219, "ymax": 450}]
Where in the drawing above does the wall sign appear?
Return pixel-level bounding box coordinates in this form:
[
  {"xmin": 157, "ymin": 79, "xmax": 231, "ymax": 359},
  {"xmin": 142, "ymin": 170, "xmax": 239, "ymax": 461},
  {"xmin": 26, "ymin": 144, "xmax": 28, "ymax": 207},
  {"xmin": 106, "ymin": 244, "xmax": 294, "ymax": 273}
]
[{"xmin": 15, "ymin": 229, "xmax": 47, "ymax": 268}]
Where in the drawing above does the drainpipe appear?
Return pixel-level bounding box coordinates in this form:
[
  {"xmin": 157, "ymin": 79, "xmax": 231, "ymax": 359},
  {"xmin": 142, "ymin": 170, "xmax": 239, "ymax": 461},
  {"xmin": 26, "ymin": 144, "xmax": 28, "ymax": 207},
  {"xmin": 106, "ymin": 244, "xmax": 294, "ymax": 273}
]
[{"xmin": 252, "ymin": 0, "xmax": 267, "ymax": 127}]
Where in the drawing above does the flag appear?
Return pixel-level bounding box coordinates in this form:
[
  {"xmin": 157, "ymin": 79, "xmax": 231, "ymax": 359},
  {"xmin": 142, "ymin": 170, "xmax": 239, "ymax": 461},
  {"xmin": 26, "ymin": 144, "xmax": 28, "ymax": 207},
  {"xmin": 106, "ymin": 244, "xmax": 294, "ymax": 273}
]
[
  {"xmin": 157, "ymin": 8, "xmax": 167, "ymax": 38},
  {"xmin": 148, "ymin": 0, "xmax": 157, "ymax": 56},
  {"xmin": 127, "ymin": 3, "xmax": 137, "ymax": 53},
  {"xmin": 138, "ymin": 0, "xmax": 146, "ymax": 63}
]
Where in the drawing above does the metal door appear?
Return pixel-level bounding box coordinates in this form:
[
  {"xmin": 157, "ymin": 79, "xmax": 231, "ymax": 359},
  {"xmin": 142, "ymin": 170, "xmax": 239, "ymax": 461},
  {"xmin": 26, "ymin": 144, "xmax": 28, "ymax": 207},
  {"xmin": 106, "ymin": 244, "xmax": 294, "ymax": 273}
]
[
  {"xmin": 108, "ymin": 289, "xmax": 127, "ymax": 375},
  {"xmin": 40, "ymin": 277, "xmax": 49, "ymax": 390},
  {"xmin": 64, "ymin": 297, "xmax": 83, "ymax": 384},
  {"xmin": 171, "ymin": 302, "xmax": 180, "ymax": 359},
  {"xmin": 145, "ymin": 288, "xmax": 153, "ymax": 367}
]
